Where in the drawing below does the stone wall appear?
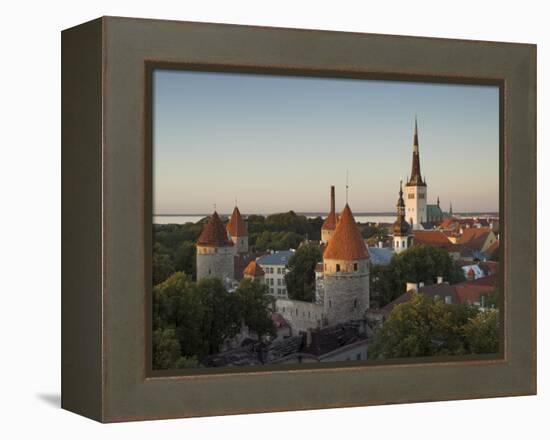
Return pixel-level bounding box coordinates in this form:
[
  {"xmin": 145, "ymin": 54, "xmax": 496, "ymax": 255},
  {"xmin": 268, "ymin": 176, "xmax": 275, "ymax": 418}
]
[
  {"xmin": 230, "ymin": 234, "xmax": 249, "ymax": 253},
  {"xmin": 323, "ymin": 271, "xmax": 369, "ymax": 325},
  {"xmin": 196, "ymin": 245, "xmax": 235, "ymax": 281},
  {"xmin": 274, "ymin": 298, "xmax": 324, "ymax": 333}
]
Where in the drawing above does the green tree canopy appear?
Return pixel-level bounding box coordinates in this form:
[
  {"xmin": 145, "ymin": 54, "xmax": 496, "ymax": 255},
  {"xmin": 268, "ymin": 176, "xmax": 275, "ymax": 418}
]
[
  {"xmin": 234, "ymin": 278, "xmax": 276, "ymax": 339},
  {"xmin": 371, "ymin": 244, "xmax": 465, "ymax": 307},
  {"xmin": 464, "ymin": 308, "xmax": 500, "ymax": 354},
  {"xmin": 285, "ymin": 244, "xmax": 322, "ymax": 302},
  {"xmin": 152, "ymin": 328, "xmax": 198, "ymax": 370},
  {"xmin": 369, "ymin": 293, "xmax": 498, "ymax": 359}
]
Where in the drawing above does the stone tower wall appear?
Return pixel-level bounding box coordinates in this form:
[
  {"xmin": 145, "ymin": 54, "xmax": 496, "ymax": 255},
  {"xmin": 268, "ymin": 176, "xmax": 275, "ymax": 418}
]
[
  {"xmin": 321, "ymin": 228, "xmax": 334, "ymax": 245},
  {"xmin": 323, "ymin": 267, "xmax": 369, "ymax": 326},
  {"xmin": 196, "ymin": 245, "xmax": 235, "ymax": 281},
  {"xmin": 230, "ymin": 234, "xmax": 249, "ymax": 253}
]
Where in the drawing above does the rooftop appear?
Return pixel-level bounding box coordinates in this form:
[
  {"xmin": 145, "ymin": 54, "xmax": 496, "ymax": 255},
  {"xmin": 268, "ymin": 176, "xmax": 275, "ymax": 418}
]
[
  {"xmin": 257, "ymin": 250, "xmax": 295, "ymax": 266},
  {"xmin": 226, "ymin": 206, "xmax": 248, "ymax": 237},
  {"xmin": 323, "ymin": 204, "xmax": 369, "ymax": 261},
  {"xmin": 196, "ymin": 211, "xmax": 234, "ymax": 247},
  {"xmin": 243, "ymin": 260, "xmax": 265, "ymax": 277}
]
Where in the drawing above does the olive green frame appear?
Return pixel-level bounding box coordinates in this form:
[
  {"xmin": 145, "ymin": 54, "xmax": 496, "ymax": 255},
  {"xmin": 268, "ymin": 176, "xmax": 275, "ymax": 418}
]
[{"xmin": 61, "ymin": 16, "xmax": 536, "ymax": 423}]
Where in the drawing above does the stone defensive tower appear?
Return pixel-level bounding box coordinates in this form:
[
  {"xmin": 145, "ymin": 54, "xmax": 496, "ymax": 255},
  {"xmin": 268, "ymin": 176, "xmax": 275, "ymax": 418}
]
[
  {"xmin": 196, "ymin": 211, "xmax": 235, "ymax": 281},
  {"xmin": 321, "ymin": 185, "xmax": 338, "ymax": 244},
  {"xmin": 404, "ymin": 117, "xmax": 427, "ymax": 229},
  {"xmin": 393, "ymin": 180, "xmax": 413, "ymax": 253},
  {"xmin": 227, "ymin": 205, "xmax": 248, "ymax": 253},
  {"xmin": 322, "ymin": 204, "xmax": 370, "ymax": 325}
]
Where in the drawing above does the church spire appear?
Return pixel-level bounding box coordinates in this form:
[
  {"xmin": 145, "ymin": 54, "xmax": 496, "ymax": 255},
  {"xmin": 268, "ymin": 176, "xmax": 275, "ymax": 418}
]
[
  {"xmin": 393, "ymin": 180, "xmax": 410, "ymax": 237},
  {"xmin": 407, "ymin": 116, "xmax": 425, "ymax": 187}
]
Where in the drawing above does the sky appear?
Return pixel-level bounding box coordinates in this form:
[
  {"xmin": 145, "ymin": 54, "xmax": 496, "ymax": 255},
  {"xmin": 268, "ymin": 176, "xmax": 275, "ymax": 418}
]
[{"xmin": 153, "ymin": 69, "xmax": 499, "ymax": 215}]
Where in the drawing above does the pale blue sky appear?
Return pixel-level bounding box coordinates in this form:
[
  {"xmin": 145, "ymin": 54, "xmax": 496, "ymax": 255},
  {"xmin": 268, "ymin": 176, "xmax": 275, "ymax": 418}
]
[{"xmin": 153, "ymin": 69, "xmax": 499, "ymax": 214}]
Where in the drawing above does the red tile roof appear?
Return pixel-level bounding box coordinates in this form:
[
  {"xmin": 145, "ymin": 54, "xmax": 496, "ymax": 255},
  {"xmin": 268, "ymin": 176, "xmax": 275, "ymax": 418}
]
[
  {"xmin": 226, "ymin": 206, "xmax": 248, "ymax": 237},
  {"xmin": 321, "ymin": 211, "xmax": 338, "ymax": 231},
  {"xmin": 413, "ymin": 230, "xmax": 452, "ymax": 246},
  {"xmin": 459, "ymin": 227, "xmax": 493, "ymax": 251},
  {"xmin": 323, "ymin": 204, "xmax": 369, "ymax": 261},
  {"xmin": 197, "ymin": 211, "xmax": 233, "ymax": 247},
  {"xmin": 243, "ymin": 260, "xmax": 265, "ymax": 277}
]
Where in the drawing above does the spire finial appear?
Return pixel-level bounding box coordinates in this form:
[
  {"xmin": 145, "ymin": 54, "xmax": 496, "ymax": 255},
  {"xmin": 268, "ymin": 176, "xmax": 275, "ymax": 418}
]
[
  {"xmin": 345, "ymin": 170, "xmax": 349, "ymax": 204},
  {"xmin": 213, "ymin": 203, "xmax": 217, "ymax": 212},
  {"xmin": 235, "ymin": 197, "xmax": 237, "ymax": 207},
  {"xmin": 437, "ymin": 196, "xmax": 440, "ymax": 207}
]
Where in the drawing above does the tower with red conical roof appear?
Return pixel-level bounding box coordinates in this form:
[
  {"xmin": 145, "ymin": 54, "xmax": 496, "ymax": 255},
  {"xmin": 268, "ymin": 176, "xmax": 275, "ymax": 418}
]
[
  {"xmin": 196, "ymin": 211, "xmax": 235, "ymax": 281},
  {"xmin": 322, "ymin": 203, "xmax": 370, "ymax": 325},
  {"xmin": 405, "ymin": 116, "xmax": 428, "ymax": 229},
  {"xmin": 321, "ymin": 186, "xmax": 338, "ymax": 244},
  {"xmin": 227, "ymin": 205, "xmax": 248, "ymax": 253}
]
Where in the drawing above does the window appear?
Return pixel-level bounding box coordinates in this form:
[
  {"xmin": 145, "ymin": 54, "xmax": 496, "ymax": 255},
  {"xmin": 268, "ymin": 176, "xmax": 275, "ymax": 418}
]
[
  {"xmin": 356, "ymin": 353, "xmax": 361, "ymax": 360},
  {"xmin": 208, "ymin": 269, "xmax": 211, "ymax": 275},
  {"xmin": 396, "ymin": 241, "xmax": 399, "ymax": 248},
  {"xmin": 336, "ymin": 264, "xmax": 341, "ymax": 272},
  {"xmin": 402, "ymin": 240, "xmax": 405, "ymax": 247},
  {"xmin": 329, "ymin": 300, "xmax": 332, "ymax": 308},
  {"xmin": 277, "ymin": 279, "xmax": 281, "ymax": 286},
  {"xmin": 282, "ymin": 278, "xmax": 286, "ymax": 286},
  {"xmin": 353, "ymin": 299, "xmax": 357, "ymax": 309},
  {"xmin": 354, "ymin": 263, "xmax": 358, "ymax": 271},
  {"xmin": 270, "ymin": 288, "xmax": 274, "ymax": 294},
  {"xmin": 408, "ymin": 193, "xmax": 415, "ymax": 199},
  {"xmin": 277, "ymin": 267, "xmax": 281, "ymax": 274},
  {"xmin": 277, "ymin": 288, "xmax": 281, "ymax": 295}
]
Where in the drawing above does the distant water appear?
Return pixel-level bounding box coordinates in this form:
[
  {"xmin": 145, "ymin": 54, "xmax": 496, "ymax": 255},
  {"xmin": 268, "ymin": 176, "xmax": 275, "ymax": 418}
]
[{"xmin": 153, "ymin": 214, "xmax": 397, "ymax": 225}]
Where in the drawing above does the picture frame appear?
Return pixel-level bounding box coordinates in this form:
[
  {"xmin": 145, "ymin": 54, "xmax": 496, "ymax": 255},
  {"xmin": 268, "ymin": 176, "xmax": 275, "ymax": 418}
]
[{"xmin": 61, "ymin": 16, "xmax": 536, "ymax": 422}]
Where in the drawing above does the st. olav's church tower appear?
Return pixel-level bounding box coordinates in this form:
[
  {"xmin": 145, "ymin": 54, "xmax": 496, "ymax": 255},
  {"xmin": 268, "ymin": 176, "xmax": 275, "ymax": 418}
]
[{"xmin": 404, "ymin": 117, "xmax": 427, "ymax": 229}]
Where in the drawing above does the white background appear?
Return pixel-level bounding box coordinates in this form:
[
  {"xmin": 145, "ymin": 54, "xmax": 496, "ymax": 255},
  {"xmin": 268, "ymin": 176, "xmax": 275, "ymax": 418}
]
[{"xmin": 0, "ymin": 0, "xmax": 547, "ymax": 438}]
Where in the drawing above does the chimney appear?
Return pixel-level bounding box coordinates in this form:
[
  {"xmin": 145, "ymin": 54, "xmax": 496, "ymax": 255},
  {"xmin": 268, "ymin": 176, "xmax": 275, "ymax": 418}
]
[
  {"xmin": 437, "ymin": 276, "xmax": 443, "ymax": 284},
  {"xmin": 330, "ymin": 185, "xmax": 335, "ymax": 213},
  {"xmin": 406, "ymin": 282, "xmax": 418, "ymax": 293}
]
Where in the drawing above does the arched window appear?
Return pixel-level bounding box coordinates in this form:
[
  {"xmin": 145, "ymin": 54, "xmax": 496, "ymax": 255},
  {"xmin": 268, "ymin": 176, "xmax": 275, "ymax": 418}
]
[
  {"xmin": 354, "ymin": 263, "xmax": 358, "ymax": 271},
  {"xmin": 336, "ymin": 264, "xmax": 341, "ymax": 272}
]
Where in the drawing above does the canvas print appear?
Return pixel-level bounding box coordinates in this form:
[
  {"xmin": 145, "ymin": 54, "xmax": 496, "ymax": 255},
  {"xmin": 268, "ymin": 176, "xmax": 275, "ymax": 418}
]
[{"xmin": 151, "ymin": 70, "xmax": 500, "ymax": 370}]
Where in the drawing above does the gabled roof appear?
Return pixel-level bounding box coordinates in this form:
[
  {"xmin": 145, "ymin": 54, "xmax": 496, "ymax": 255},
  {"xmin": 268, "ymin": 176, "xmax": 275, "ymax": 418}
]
[
  {"xmin": 413, "ymin": 230, "xmax": 452, "ymax": 246},
  {"xmin": 243, "ymin": 260, "xmax": 265, "ymax": 277},
  {"xmin": 439, "ymin": 218, "xmax": 459, "ymax": 229},
  {"xmin": 226, "ymin": 206, "xmax": 248, "ymax": 237},
  {"xmin": 459, "ymin": 227, "xmax": 493, "ymax": 251},
  {"xmin": 197, "ymin": 211, "xmax": 233, "ymax": 247},
  {"xmin": 323, "ymin": 204, "xmax": 369, "ymax": 261}
]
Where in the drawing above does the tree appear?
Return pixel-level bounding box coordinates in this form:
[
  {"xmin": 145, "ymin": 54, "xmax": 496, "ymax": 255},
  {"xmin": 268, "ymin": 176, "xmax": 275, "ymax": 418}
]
[
  {"xmin": 194, "ymin": 278, "xmax": 241, "ymax": 355},
  {"xmin": 369, "ymin": 293, "xmax": 481, "ymax": 359},
  {"xmin": 152, "ymin": 242, "xmax": 175, "ymax": 285},
  {"xmin": 173, "ymin": 241, "xmax": 196, "ymax": 280},
  {"xmin": 371, "ymin": 245, "xmax": 465, "ymax": 307},
  {"xmin": 464, "ymin": 309, "xmax": 499, "ymax": 354},
  {"xmin": 234, "ymin": 278, "xmax": 276, "ymax": 339},
  {"xmin": 152, "ymin": 328, "xmax": 198, "ymax": 370},
  {"xmin": 285, "ymin": 244, "xmax": 322, "ymax": 302},
  {"xmin": 153, "ymin": 272, "xmax": 205, "ymax": 358}
]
